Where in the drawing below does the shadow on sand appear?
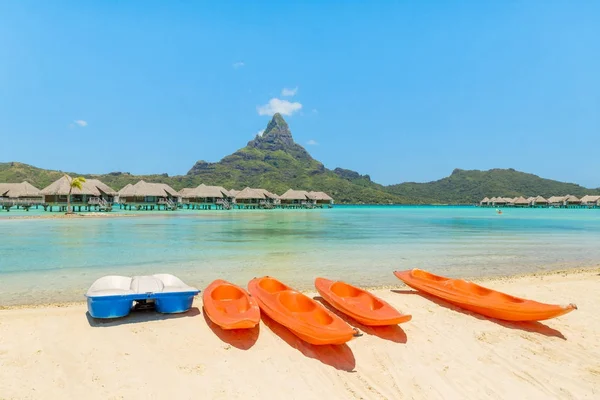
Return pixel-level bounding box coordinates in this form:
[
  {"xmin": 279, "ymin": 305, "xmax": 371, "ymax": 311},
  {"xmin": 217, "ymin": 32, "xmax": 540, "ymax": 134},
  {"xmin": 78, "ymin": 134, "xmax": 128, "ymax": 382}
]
[
  {"xmin": 391, "ymin": 289, "xmax": 567, "ymax": 340},
  {"xmin": 86, "ymin": 306, "xmax": 201, "ymax": 327},
  {"xmin": 202, "ymin": 308, "xmax": 259, "ymax": 350},
  {"xmin": 313, "ymin": 296, "xmax": 408, "ymax": 344},
  {"xmin": 260, "ymin": 313, "xmax": 356, "ymax": 372}
]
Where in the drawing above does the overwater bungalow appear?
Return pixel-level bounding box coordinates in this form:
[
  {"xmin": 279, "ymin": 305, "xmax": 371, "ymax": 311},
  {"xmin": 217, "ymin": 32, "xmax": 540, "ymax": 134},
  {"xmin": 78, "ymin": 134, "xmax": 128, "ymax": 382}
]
[
  {"xmin": 493, "ymin": 197, "xmax": 507, "ymax": 207},
  {"xmin": 233, "ymin": 187, "xmax": 278, "ymax": 209},
  {"xmin": 279, "ymin": 189, "xmax": 316, "ymax": 208},
  {"xmin": 258, "ymin": 189, "xmax": 280, "ymax": 205},
  {"xmin": 260, "ymin": 189, "xmax": 280, "ymax": 207},
  {"xmin": 547, "ymin": 196, "xmax": 565, "ymax": 207},
  {"xmin": 117, "ymin": 180, "xmax": 178, "ymax": 210},
  {"xmin": 0, "ymin": 182, "xmax": 43, "ymax": 211},
  {"xmin": 513, "ymin": 196, "xmax": 530, "ymax": 207},
  {"xmin": 531, "ymin": 196, "xmax": 548, "ymax": 207},
  {"xmin": 563, "ymin": 195, "xmax": 582, "ymax": 208},
  {"xmin": 481, "ymin": 193, "xmax": 599, "ymax": 209},
  {"xmin": 309, "ymin": 191, "xmax": 334, "ymax": 208},
  {"xmin": 179, "ymin": 184, "xmax": 232, "ymax": 210},
  {"xmin": 580, "ymin": 195, "xmax": 600, "ymax": 208},
  {"xmin": 40, "ymin": 176, "xmax": 116, "ymax": 212}
]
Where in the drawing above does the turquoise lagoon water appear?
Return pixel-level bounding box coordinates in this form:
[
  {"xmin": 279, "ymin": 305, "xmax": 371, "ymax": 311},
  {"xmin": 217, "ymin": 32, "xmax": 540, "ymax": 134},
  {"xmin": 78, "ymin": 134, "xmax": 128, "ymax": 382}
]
[{"xmin": 1, "ymin": 206, "xmax": 600, "ymax": 306}]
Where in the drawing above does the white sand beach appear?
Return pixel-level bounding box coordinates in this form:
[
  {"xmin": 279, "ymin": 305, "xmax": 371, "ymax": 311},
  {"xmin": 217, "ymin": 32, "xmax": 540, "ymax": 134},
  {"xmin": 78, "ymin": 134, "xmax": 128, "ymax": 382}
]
[{"xmin": 0, "ymin": 269, "xmax": 598, "ymax": 399}]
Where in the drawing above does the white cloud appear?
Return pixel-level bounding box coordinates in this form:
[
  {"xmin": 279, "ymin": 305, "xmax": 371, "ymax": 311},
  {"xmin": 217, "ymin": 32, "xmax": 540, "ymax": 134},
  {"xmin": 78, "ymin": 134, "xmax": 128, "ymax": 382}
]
[
  {"xmin": 257, "ymin": 98, "xmax": 302, "ymax": 116},
  {"xmin": 74, "ymin": 120, "xmax": 87, "ymax": 127},
  {"xmin": 256, "ymin": 129, "xmax": 265, "ymax": 137},
  {"xmin": 232, "ymin": 61, "xmax": 245, "ymax": 69},
  {"xmin": 307, "ymin": 139, "xmax": 318, "ymax": 146},
  {"xmin": 281, "ymin": 87, "xmax": 298, "ymax": 97}
]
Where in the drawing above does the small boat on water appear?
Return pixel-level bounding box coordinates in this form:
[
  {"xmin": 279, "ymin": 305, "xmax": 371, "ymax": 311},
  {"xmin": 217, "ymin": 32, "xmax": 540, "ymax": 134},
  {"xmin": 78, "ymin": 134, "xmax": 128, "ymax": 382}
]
[
  {"xmin": 248, "ymin": 276, "xmax": 357, "ymax": 345},
  {"xmin": 86, "ymin": 274, "xmax": 199, "ymax": 319},
  {"xmin": 203, "ymin": 279, "xmax": 260, "ymax": 330},
  {"xmin": 394, "ymin": 269, "xmax": 577, "ymax": 322},
  {"xmin": 315, "ymin": 277, "xmax": 411, "ymax": 326}
]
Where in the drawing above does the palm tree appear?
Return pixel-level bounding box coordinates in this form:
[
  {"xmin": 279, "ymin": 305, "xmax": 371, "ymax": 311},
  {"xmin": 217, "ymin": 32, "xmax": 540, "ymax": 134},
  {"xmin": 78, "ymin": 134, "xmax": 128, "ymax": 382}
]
[{"xmin": 66, "ymin": 175, "xmax": 86, "ymax": 214}]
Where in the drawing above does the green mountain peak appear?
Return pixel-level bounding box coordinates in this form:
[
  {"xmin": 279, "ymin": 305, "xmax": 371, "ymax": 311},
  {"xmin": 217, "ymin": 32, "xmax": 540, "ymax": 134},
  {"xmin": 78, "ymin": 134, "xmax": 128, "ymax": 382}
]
[
  {"xmin": 245, "ymin": 114, "xmax": 303, "ymax": 155},
  {"xmin": 263, "ymin": 113, "xmax": 289, "ymax": 137},
  {"xmin": 181, "ymin": 114, "xmax": 402, "ymax": 203}
]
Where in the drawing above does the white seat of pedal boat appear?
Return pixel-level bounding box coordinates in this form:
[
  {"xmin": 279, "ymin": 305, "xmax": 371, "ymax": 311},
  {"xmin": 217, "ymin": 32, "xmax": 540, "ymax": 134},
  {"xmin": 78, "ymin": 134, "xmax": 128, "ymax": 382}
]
[
  {"xmin": 153, "ymin": 274, "xmax": 198, "ymax": 293},
  {"xmin": 130, "ymin": 276, "xmax": 164, "ymax": 294},
  {"xmin": 86, "ymin": 274, "xmax": 197, "ymax": 297},
  {"xmin": 86, "ymin": 276, "xmax": 135, "ymax": 297}
]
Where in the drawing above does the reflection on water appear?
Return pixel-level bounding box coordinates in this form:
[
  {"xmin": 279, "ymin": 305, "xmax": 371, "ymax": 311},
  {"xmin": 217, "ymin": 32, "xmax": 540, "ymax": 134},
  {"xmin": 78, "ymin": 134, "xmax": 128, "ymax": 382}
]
[{"xmin": 1, "ymin": 206, "xmax": 600, "ymax": 305}]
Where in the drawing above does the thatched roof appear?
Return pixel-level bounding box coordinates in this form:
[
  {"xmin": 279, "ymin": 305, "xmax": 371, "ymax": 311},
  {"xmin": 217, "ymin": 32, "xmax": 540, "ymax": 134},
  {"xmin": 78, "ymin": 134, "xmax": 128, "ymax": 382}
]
[
  {"xmin": 514, "ymin": 196, "xmax": 529, "ymax": 205},
  {"xmin": 180, "ymin": 184, "xmax": 230, "ymax": 199},
  {"xmin": 580, "ymin": 195, "xmax": 600, "ymax": 203},
  {"xmin": 234, "ymin": 187, "xmax": 271, "ymax": 200},
  {"xmin": 310, "ymin": 191, "xmax": 333, "ymax": 201},
  {"xmin": 40, "ymin": 176, "xmax": 117, "ymax": 196},
  {"xmin": 533, "ymin": 196, "xmax": 548, "ymax": 203},
  {"xmin": 41, "ymin": 176, "xmax": 97, "ymax": 196},
  {"xmin": 493, "ymin": 198, "xmax": 507, "ymax": 203},
  {"xmin": 280, "ymin": 189, "xmax": 314, "ymax": 201},
  {"xmin": 178, "ymin": 188, "xmax": 196, "ymax": 197},
  {"xmin": 256, "ymin": 188, "xmax": 279, "ymax": 199},
  {"xmin": 564, "ymin": 195, "xmax": 581, "ymax": 203},
  {"xmin": 526, "ymin": 197, "xmax": 535, "ymax": 202},
  {"xmin": 208, "ymin": 185, "xmax": 231, "ymax": 197},
  {"xmin": 547, "ymin": 196, "xmax": 565, "ymax": 203},
  {"xmin": 117, "ymin": 180, "xmax": 178, "ymax": 197},
  {"xmin": 40, "ymin": 176, "xmax": 106, "ymax": 196},
  {"xmin": 229, "ymin": 189, "xmax": 239, "ymax": 196},
  {"xmin": 87, "ymin": 179, "xmax": 118, "ymax": 196},
  {"xmin": 118, "ymin": 184, "xmax": 134, "ymax": 196},
  {"xmin": 0, "ymin": 181, "xmax": 42, "ymax": 198}
]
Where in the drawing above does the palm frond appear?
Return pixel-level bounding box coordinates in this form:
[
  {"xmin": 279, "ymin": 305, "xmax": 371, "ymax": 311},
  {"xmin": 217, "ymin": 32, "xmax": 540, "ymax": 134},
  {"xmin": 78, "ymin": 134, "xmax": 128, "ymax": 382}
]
[{"xmin": 70, "ymin": 176, "xmax": 86, "ymax": 191}]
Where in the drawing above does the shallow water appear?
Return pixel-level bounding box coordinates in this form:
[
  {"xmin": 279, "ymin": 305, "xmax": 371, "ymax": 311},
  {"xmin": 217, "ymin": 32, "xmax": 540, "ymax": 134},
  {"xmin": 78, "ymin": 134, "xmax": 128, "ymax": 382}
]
[{"xmin": 1, "ymin": 206, "xmax": 599, "ymax": 306}]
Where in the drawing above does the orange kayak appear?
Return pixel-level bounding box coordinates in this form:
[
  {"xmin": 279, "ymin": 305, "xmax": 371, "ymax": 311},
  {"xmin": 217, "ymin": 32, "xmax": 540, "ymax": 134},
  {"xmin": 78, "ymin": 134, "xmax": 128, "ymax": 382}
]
[
  {"xmin": 394, "ymin": 269, "xmax": 577, "ymax": 322},
  {"xmin": 203, "ymin": 279, "xmax": 260, "ymax": 330},
  {"xmin": 247, "ymin": 276, "xmax": 356, "ymax": 345},
  {"xmin": 315, "ymin": 277, "xmax": 412, "ymax": 326}
]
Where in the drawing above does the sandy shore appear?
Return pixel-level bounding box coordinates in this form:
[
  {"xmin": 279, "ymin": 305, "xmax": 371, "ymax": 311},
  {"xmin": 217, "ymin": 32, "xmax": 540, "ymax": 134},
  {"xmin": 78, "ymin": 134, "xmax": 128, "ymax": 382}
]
[{"xmin": 0, "ymin": 270, "xmax": 598, "ymax": 399}]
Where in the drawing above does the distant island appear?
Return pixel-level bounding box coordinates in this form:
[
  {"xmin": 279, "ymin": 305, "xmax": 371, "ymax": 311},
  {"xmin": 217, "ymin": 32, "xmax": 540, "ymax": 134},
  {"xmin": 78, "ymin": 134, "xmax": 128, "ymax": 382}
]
[{"xmin": 1, "ymin": 114, "xmax": 598, "ymax": 204}]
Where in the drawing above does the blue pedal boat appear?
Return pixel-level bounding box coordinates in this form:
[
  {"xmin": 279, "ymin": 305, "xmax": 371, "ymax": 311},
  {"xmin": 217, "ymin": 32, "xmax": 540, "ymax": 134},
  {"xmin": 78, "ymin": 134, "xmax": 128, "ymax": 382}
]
[{"xmin": 85, "ymin": 274, "xmax": 200, "ymax": 319}]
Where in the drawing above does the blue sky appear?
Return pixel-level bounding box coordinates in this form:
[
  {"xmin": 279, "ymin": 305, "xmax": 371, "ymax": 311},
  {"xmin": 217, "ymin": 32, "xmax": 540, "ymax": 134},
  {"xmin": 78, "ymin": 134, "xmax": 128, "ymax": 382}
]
[{"xmin": 0, "ymin": 1, "xmax": 598, "ymax": 187}]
